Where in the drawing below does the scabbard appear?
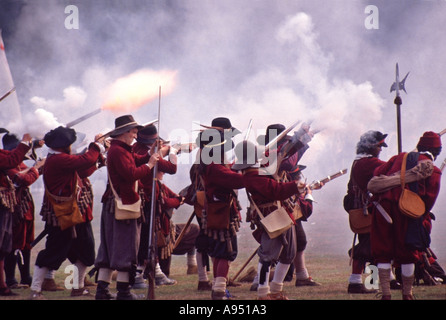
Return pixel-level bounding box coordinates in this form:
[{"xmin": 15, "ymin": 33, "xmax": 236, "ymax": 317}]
[{"xmin": 373, "ymin": 201, "xmax": 393, "ymax": 224}]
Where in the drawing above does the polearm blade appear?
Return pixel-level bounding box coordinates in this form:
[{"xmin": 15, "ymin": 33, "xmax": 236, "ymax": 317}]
[
  {"xmin": 0, "ymin": 87, "xmax": 15, "ymax": 103},
  {"xmin": 390, "ymin": 63, "xmax": 409, "ymax": 154},
  {"xmin": 66, "ymin": 108, "xmax": 102, "ymax": 128}
]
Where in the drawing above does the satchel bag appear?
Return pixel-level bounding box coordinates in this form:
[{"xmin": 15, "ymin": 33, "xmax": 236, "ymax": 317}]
[
  {"xmin": 205, "ymin": 198, "xmax": 232, "ymax": 230},
  {"xmin": 45, "ymin": 184, "xmax": 84, "ymax": 231},
  {"xmin": 247, "ymin": 191, "xmax": 294, "ymax": 239},
  {"xmin": 108, "ymin": 175, "xmax": 141, "ymax": 220},
  {"xmin": 345, "ymin": 161, "xmax": 371, "ymax": 234},
  {"xmin": 399, "ymin": 153, "xmax": 425, "ymax": 219},
  {"xmin": 348, "ymin": 208, "xmax": 371, "ymax": 234}
]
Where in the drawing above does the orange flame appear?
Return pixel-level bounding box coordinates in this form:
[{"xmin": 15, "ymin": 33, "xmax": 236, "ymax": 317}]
[{"xmin": 101, "ymin": 68, "xmax": 177, "ymax": 112}]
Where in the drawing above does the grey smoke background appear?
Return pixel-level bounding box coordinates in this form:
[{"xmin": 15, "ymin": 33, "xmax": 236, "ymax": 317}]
[{"xmin": 1, "ymin": 0, "xmax": 445, "ymax": 263}]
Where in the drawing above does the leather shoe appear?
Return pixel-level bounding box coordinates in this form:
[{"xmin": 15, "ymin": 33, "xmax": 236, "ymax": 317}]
[{"xmin": 347, "ymin": 283, "xmax": 377, "ymax": 294}]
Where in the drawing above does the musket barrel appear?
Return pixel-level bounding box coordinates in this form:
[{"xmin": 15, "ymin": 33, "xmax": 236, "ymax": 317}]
[{"xmin": 66, "ymin": 108, "xmax": 102, "ymax": 128}]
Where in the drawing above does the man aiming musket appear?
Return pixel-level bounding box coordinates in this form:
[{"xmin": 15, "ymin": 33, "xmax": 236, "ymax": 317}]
[{"xmin": 94, "ymin": 114, "xmax": 159, "ymax": 300}]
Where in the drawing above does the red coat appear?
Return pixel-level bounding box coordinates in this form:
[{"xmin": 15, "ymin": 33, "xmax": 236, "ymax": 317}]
[
  {"xmin": 373, "ymin": 152, "xmax": 441, "ymax": 213},
  {"xmin": 7, "ymin": 163, "xmax": 39, "ymax": 220},
  {"xmin": 203, "ymin": 163, "xmax": 244, "ymax": 203},
  {"xmin": 371, "ymin": 152, "xmax": 442, "ymax": 264},
  {"xmin": 243, "ymin": 169, "xmax": 299, "ymax": 205},
  {"xmin": 0, "ymin": 142, "xmax": 31, "ymax": 188},
  {"xmin": 43, "ymin": 143, "xmax": 101, "ymax": 197},
  {"xmin": 106, "ymin": 139, "xmax": 151, "ymax": 205},
  {"xmin": 132, "ymin": 141, "xmax": 177, "ymax": 201},
  {"xmin": 243, "ymin": 169, "xmax": 312, "ymax": 220}
]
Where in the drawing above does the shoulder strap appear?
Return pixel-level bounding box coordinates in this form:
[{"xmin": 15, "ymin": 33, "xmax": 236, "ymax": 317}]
[
  {"xmin": 401, "ymin": 152, "xmax": 408, "ymax": 188},
  {"xmin": 245, "ymin": 190, "xmax": 265, "ymax": 219}
]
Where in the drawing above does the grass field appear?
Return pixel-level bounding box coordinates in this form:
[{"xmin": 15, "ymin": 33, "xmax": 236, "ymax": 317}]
[
  {"xmin": 1, "ymin": 184, "xmax": 445, "ymax": 301},
  {"xmin": 1, "ymin": 246, "xmax": 445, "ymax": 301}
]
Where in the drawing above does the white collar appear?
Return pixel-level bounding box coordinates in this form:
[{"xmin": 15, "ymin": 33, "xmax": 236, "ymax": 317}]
[
  {"xmin": 48, "ymin": 148, "xmax": 63, "ymax": 155},
  {"xmin": 419, "ymin": 151, "xmax": 434, "ymax": 161},
  {"xmin": 354, "ymin": 153, "xmax": 373, "ymax": 160}
]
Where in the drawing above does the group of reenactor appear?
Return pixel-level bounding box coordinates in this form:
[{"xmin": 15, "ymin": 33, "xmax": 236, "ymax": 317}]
[{"xmin": 0, "ymin": 114, "xmax": 444, "ymax": 300}]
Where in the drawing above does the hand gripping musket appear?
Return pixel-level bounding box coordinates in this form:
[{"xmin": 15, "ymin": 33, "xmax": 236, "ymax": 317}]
[{"xmin": 145, "ymin": 87, "xmax": 162, "ymax": 300}]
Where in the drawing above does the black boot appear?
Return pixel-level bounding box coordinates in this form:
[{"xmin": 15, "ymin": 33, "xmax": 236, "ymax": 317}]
[
  {"xmin": 18, "ymin": 250, "xmax": 32, "ymax": 286},
  {"xmin": 116, "ymin": 282, "xmax": 137, "ymax": 300},
  {"xmin": 4, "ymin": 251, "xmax": 18, "ymax": 287},
  {"xmin": 95, "ymin": 281, "xmax": 114, "ymax": 300}
]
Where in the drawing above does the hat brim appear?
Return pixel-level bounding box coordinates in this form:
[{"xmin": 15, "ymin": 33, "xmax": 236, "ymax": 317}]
[{"xmin": 110, "ymin": 123, "xmax": 143, "ymax": 138}]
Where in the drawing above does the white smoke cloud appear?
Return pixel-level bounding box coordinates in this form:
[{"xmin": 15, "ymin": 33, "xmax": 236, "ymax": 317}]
[{"xmin": 3, "ymin": 0, "xmax": 446, "ymax": 259}]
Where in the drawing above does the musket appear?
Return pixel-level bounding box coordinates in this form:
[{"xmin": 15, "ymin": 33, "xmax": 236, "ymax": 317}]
[
  {"xmin": 438, "ymin": 128, "xmax": 446, "ymax": 137},
  {"xmin": 263, "ymin": 120, "xmax": 301, "ymax": 153},
  {"xmin": 309, "ymin": 169, "xmax": 348, "ymax": 190},
  {"xmin": 0, "ymin": 87, "xmax": 15, "ymax": 103},
  {"xmin": 440, "ymin": 158, "xmax": 446, "ymax": 172},
  {"xmin": 145, "ymin": 86, "xmax": 162, "ymax": 300},
  {"xmin": 66, "ymin": 108, "xmax": 102, "ymax": 128},
  {"xmin": 230, "ymin": 246, "xmax": 259, "ymax": 283},
  {"xmin": 172, "ymin": 211, "xmax": 195, "ymax": 250}
]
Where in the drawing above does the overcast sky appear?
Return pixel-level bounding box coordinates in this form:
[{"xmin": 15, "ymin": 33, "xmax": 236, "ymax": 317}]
[{"xmin": 1, "ymin": 0, "xmax": 445, "ymax": 257}]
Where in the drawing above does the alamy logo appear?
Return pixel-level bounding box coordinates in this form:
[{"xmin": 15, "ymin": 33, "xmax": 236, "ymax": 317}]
[
  {"xmin": 64, "ymin": 264, "xmax": 79, "ymax": 289},
  {"xmin": 364, "ymin": 264, "xmax": 379, "ymax": 290},
  {"xmin": 65, "ymin": 5, "xmax": 79, "ymax": 30}
]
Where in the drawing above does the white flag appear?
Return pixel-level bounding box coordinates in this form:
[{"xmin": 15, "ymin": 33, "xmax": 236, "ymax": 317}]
[{"xmin": 0, "ymin": 30, "xmax": 22, "ymax": 131}]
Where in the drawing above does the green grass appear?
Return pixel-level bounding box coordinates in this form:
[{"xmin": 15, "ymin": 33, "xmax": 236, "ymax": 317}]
[{"xmin": 2, "ymin": 250, "xmax": 444, "ymax": 301}]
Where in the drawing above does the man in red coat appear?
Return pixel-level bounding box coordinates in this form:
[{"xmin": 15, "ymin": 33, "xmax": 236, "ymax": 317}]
[
  {"xmin": 198, "ymin": 121, "xmax": 244, "ymax": 300},
  {"xmin": 94, "ymin": 115, "xmax": 159, "ymax": 300},
  {"xmin": 234, "ymin": 140, "xmax": 313, "ymax": 300},
  {"xmin": 371, "ymin": 131, "xmax": 442, "ymax": 300},
  {"xmin": 132, "ymin": 124, "xmax": 178, "ymax": 286},
  {"xmin": 0, "ymin": 131, "xmax": 32, "ymax": 296},
  {"xmin": 2, "ymin": 133, "xmax": 44, "ymax": 289},
  {"xmin": 29, "ymin": 126, "xmax": 105, "ymax": 299},
  {"xmin": 343, "ymin": 130, "xmax": 389, "ymax": 294}
]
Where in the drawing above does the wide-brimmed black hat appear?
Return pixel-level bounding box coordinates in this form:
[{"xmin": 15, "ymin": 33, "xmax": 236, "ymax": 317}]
[
  {"xmin": 2, "ymin": 132, "xmax": 20, "ymax": 151},
  {"xmin": 44, "ymin": 126, "xmax": 77, "ymax": 149},
  {"xmin": 109, "ymin": 115, "xmax": 143, "ymax": 138},
  {"xmin": 211, "ymin": 117, "xmax": 241, "ymax": 136},
  {"xmin": 232, "ymin": 140, "xmax": 258, "ymax": 171},
  {"xmin": 136, "ymin": 124, "xmax": 167, "ymax": 145},
  {"xmin": 256, "ymin": 123, "xmax": 292, "ymax": 146}
]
